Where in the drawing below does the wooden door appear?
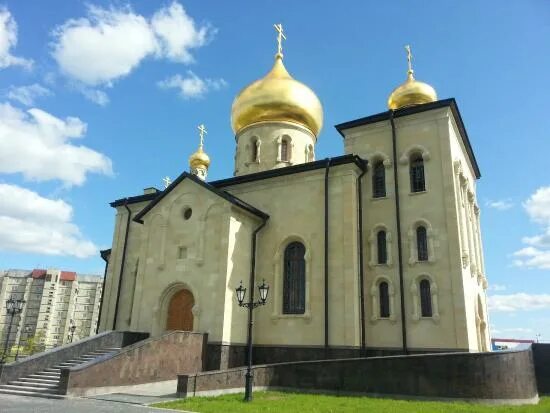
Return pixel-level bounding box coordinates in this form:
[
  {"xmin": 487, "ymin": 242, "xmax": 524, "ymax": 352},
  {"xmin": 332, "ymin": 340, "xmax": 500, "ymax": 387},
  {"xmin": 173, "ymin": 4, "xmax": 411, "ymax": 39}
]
[{"xmin": 166, "ymin": 289, "xmax": 194, "ymax": 331}]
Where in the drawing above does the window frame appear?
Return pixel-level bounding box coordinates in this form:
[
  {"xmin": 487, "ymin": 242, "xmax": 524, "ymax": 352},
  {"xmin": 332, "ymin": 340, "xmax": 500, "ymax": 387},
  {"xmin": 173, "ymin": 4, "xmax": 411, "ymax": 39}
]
[
  {"xmin": 282, "ymin": 241, "xmax": 306, "ymax": 315},
  {"xmin": 372, "ymin": 160, "xmax": 387, "ymax": 198},
  {"xmin": 409, "ymin": 153, "xmax": 426, "ymax": 193}
]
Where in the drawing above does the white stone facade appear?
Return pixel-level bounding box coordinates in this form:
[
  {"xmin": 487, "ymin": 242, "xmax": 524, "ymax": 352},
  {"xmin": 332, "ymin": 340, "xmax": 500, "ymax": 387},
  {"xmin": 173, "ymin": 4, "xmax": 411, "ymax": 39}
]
[{"xmin": 99, "ymin": 100, "xmax": 490, "ymax": 354}]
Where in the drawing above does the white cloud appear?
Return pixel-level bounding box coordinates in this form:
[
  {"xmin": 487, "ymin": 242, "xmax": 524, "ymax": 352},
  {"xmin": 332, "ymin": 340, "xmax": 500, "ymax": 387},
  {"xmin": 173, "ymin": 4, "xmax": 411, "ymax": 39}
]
[
  {"xmin": 0, "ymin": 103, "xmax": 112, "ymax": 186},
  {"xmin": 488, "ymin": 284, "xmax": 507, "ymax": 292},
  {"xmin": 151, "ymin": 2, "xmax": 212, "ymax": 63},
  {"xmin": 513, "ymin": 186, "xmax": 550, "ymax": 269},
  {"xmin": 486, "ymin": 199, "xmax": 514, "ymax": 211},
  {"xmin": 7, "ymin": 84, "xmax": 52, "ymax": 106},
  {"xmin": 51, "ymin": 2, "xmax": 214, "ymax": 101},
  {"xmin": 513, "ymin": 246, "xmax": 550, "ymax": 269},
  {"xmin": 524, "ymin": 187, "xmax": 550, "ymax": 225},
  {"xmin": 78, "ymin": 87, "xmax": 110, "ymax": 106},
  {"xmin": 51, "ymin": 5, "xmax": 157, "ymax": 86},
  {"xmin": 488, "ymin": 293, "xmax": 550, "ymax": 312},
  {"xmin": 158, "ymin": 71, "xmax": 226, "ymax": 99},
  {"xmin": 0, "ymin": 183, "xmax": 97, "ymax": 258},
  {"xmin": 0, "ymin": 7, "xmax": 32, "ymax": 70}
]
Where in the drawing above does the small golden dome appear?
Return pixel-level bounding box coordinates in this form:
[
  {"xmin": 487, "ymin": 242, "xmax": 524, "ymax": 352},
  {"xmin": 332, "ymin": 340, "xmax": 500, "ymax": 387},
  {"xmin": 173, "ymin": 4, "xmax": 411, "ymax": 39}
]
[
  {"xmin": 231, "ymin": 54, "xmax": 323, "ymax": 137},
  {"xmin": 387, "ymin": 72, "xmax": 437, "ymax": 110},
  {"xmin": 189, "ymin": 146, "xmax": 210, "ymax": 170},
  {"xmin": 388, "ymin": 45, "xmax": 437, "ymax": 110}
]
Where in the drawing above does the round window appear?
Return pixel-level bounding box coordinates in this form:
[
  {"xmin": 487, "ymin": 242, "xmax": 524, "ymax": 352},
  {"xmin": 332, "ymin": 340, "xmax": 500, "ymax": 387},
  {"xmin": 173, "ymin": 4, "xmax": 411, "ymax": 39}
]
[{"xmin": 183, "ymin": 207, "xmax": 192, "ymax": 220}]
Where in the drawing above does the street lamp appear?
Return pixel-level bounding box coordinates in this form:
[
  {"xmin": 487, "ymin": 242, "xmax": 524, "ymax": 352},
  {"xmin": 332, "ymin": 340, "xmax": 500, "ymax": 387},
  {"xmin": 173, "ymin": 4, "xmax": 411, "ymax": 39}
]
[
  {"xmin": 1, "ymin": 295, "xmax": 25, "ymax": 363},
  {"xmin": 68, "ymin": 319, "xmax": 77, "ymax": 343},
  {"xmin": 235, "ymin": 279, "xmax": 269, "ymax": 402}
]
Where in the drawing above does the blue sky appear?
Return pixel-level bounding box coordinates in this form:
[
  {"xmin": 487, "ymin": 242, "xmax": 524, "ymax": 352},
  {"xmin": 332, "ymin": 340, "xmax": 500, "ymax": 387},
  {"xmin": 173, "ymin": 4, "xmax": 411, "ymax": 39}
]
[{"xmin": 0, "ymin": 1, "xmax": 548, "ymax": 342}]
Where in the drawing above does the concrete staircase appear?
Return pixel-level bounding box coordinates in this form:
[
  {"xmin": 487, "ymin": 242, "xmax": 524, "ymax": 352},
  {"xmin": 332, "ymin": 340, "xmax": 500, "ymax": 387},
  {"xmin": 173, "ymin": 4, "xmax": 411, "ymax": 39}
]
[{"xmin": 0, "ymin": 347, "xmax": 121, "ymax": 398}]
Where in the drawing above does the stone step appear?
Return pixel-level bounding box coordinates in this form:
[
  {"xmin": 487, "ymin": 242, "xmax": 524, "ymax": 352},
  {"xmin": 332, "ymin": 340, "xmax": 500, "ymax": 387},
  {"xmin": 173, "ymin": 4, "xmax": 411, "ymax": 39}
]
[
  {"xmin": 54, "ymin": 362, "xmax": 80, "ymax": 368},
  {"xmin": 9, "ymin": 380, "xmax": 59, "ymax": 389},
  {"xmin": 18, "ymin": 377, "xmax": 59, "ymax": 384},
  {"xmin": 44, "ymin": 368, "xmax": 61, "ymax": 373},
  {"xmin": 0, "ymin": 387, "xmax": 65, "ymax": 399},
  {"xmin": 0, "ymin": 384, "xmax": 59, "ymax": 394},
  {"xmin": 32, "ymin": 372, "xmax": 60, "ymax": 379}
]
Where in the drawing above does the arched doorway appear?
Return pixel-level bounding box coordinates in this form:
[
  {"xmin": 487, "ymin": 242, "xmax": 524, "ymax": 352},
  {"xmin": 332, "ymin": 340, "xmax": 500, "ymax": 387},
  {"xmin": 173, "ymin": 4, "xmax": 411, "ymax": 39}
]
[{"xmin": 166, "ymin": 289, "xmax": 194, "ymax": 331}]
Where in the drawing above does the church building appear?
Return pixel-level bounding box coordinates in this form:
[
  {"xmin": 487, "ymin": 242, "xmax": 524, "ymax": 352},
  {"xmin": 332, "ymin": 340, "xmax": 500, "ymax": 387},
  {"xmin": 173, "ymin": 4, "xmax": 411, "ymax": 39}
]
[{"xmin": 98, "ymin": 25, "xmax": 490, "ymax": 369}]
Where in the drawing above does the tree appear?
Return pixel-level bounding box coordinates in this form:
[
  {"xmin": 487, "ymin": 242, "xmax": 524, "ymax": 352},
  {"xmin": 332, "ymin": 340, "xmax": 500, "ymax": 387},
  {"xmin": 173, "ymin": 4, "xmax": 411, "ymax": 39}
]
[{"xmin": 23, "ymin": 331, "xmax": 46, "ymax": 356}]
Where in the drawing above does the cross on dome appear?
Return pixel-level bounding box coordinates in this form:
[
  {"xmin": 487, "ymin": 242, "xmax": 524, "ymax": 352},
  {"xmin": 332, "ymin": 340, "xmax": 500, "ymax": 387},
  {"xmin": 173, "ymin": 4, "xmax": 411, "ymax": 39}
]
[
  {"xmin": 405, "ymin": 44, "xmax": 414, "ymax": 75},
  {"xmin": 197, "ymin": 124, "xmax": 207, "ymax": 148},
  {"xmin": 274, "ymin": 23, "xmax": 286, "ymax": 57}
]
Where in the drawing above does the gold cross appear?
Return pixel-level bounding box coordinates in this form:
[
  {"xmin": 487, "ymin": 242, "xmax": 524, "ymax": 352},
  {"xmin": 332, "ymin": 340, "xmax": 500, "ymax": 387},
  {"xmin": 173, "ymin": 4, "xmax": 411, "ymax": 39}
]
[
  {"xmin": 405, "ymin": 44, "xmax": 413, "ymax": 74},
  {"xmin": 197, "ymin": 124, "xmax": 207, "ymax": 147},
  {"xmin": 274, "ymin": 23, "xmax": 286, "ymax": 56}
]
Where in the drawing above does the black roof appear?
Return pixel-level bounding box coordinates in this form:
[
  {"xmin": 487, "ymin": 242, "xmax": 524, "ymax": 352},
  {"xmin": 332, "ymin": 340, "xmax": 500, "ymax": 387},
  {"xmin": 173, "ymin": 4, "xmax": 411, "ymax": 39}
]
[
  {"xmin": 132, "ymin": 172, "xmax": 269, "ymax": 224},
  {"xmin": 211, "ymin": 154, "xmax": 366, "ymax": 188},
  {"xmin": 334, "ymin": 98, "xmax": 481, "ymax": 179},
  {"xmin": 110, "ymin": 155, "xmax": 366, "ymax": 208}
]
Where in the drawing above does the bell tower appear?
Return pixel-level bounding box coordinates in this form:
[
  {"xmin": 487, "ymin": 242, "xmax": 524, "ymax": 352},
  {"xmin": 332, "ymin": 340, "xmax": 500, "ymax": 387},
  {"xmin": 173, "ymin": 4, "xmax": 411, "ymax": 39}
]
[{"xmin": 230, "ymin": 25, "xmax": 323, "ymax": 176}]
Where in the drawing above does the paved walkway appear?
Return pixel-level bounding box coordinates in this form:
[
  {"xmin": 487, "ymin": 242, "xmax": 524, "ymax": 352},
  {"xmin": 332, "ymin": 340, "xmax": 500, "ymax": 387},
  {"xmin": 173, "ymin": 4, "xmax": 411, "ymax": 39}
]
[
  {"xmin": 0, "ymin": 393, "xmax": 185, "ymax": 413},
  {"xmin": 0, "ymin": 379, "xmax": 192, "ymax": 412}
]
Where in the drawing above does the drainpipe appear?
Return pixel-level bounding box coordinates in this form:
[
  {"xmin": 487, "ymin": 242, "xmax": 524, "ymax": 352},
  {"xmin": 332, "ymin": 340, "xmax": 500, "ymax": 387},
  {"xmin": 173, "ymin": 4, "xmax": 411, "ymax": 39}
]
[
  {"xmin": 356, "ymin": 159, "xmax": 368, "ymax": 355},
  {"xmin": 113, "ymin": 200, "xmax": 131, "ymax": 331},
  {"xmin": 324, "ymin": 158, "xmax": 332, "ymax": 356},
  {"xmin": 244, "ymin": 216, "xmax": 269, "ymax": 402},
  {"xmin": 390, "ymin": 111, "xmax": 408, "ymax": 354},
  {"xmin": 96, "ymin": 250, "xmax": 110, "ymax": 333}
]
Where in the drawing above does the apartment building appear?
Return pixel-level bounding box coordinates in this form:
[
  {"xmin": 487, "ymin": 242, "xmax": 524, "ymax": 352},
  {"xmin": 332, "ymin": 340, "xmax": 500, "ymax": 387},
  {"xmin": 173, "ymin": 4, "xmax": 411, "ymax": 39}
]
[{"xmin": 0, "ymin": 269, "xmax": 103, "ymax": 352}]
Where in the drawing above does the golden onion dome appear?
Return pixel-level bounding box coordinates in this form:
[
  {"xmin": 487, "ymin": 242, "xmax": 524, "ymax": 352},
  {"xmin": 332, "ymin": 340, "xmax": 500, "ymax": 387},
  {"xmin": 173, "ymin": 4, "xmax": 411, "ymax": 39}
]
[
  {"xmin": 189, "ymin": 146, "xmax": 210, "ymax": 170},
  {"xmin": 231, "ymin": 53, "xmax": 323, "ymax": 137},
  {"xmin": 388, "ymin": 45, "xmax": 437, "ymax": 110}
]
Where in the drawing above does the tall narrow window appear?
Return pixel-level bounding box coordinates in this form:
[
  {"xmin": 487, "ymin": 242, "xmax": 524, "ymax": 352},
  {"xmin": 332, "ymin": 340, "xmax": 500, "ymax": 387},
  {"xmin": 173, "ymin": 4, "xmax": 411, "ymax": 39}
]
[
  {"xmin": 420, "ymin": 279, "xmax": 432, "ymax": 317},
  {"xmin": 379, "ymin": 282, "xmax": 390, "ymax": 318},
  {"xmin": 372, "ymin": 160, "xmax": 386, "ymax": 198},
  {"xmin": 280, "ymin": 139, "xmax": 289, "ymax": 162},
  {"xmin": 377, "ymin": 230, "xmax": 387, "ymax": 264},
  {"xmin": 417, "ymin": 226, "xmax": 428, "ymax": 261},
  {"xmin": 410, "ymin": 154, "xmax": 425, "ymax": 192},
  {"xmin": 251, "ymin": 138, "xmax": 258, "ymax": 162},
  {"xmin": 283, "ymin": 242, "xmax": 306, "ymax": 314}
]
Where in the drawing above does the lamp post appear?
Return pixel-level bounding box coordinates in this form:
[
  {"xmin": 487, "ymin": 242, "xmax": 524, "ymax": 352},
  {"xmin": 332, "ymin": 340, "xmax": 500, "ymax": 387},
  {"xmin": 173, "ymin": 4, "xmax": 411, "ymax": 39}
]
[
  {"xmin": 68, "ymin": 319, "xmax": 77, "ymax": 343},
  {"xmin": 235, "ymin": 279, "xmax": 269, "ymax": 402},
  {"xmin": 1, "ymin": 295, "xmax": 25, "ymax": 363}
]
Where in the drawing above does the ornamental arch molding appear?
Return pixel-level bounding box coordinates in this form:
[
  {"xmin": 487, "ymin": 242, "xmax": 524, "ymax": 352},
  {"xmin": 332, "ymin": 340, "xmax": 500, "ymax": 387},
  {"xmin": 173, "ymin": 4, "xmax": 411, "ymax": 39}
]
[
  {"xmin": 153, "ymin": 281, "xmax": 200, "ymax": 336},
  {"xmin": 410, "ymin": 274, "xmax": 440, "ymax": 323},
  {"xmin": 399, "ymin": 144, "xmax": 431, "ymax": 165}
]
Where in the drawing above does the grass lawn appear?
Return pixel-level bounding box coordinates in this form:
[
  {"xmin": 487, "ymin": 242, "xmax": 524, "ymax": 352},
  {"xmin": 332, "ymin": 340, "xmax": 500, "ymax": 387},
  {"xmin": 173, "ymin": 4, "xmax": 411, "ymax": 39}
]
[{"xmin": 154, "ymin": 392, "xmax": 550, "ymax": 413}]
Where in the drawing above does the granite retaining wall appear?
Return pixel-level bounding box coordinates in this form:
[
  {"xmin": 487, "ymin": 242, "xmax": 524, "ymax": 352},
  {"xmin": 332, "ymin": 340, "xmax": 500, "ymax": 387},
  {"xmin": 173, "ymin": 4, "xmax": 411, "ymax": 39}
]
[
  {"xmin": 61, "ymin": 331, "xmax": 207, "ymax": 396},
  {"xmin": 178, "ymin": 349, "xmax": 539, "ymax": 404}
]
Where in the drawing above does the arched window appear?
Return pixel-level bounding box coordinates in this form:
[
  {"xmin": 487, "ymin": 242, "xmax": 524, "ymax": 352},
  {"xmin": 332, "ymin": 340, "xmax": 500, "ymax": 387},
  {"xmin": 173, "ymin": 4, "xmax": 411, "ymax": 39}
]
[
  {"xmin": 372, "ymin": 160, "xmax": 386, "ymax": 198},
  {"xmin": 377, "ymin": 230, "xmax": 387, "ymax": 264},
  {"xmin": 379, "ymin": 281, "xmax": 390, "ymax": 318},
  {"xmin": 283, "ymin": 242, "xmax": 306, "ymax": 314},
  {"xmin": 410, "ymin": 153, "xmax": 425, "ymax": 192},
  {"xmin": 419, "ymin": 279, "xmax": 432, "ymax": 317},
  {"xmin": 280, "ymin": 139, "xmax": 289, "ymax": 162},
  {"xmin": 416, "ymin": 226, "xmax": 428, "ymax": 261}
]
